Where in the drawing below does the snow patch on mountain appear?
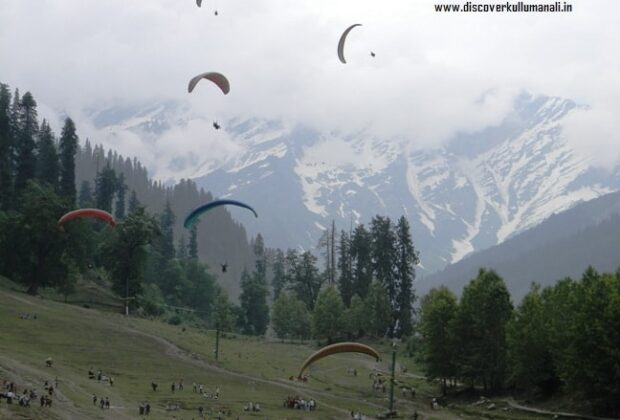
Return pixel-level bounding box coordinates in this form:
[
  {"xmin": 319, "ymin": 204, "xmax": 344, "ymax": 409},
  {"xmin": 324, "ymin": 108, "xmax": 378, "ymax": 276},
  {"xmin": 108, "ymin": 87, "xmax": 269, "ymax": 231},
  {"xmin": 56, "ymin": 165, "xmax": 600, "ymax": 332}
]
[{"xmin": 82, "ymin": 93, "xmax": 620, "ymax": 274}]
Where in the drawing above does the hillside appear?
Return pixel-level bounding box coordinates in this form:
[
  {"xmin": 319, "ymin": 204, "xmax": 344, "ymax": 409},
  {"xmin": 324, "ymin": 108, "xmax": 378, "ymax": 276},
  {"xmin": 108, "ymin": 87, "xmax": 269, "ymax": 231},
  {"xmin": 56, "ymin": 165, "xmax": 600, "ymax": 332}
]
[
  {"xmin": 421, "ymin": 190, "xmax": 620, "ymax": 301},
  {"xmin": 75, "ymin": 141, "xmax": 255, "ymax": 299},
  {"xmin": 0, "ymin": 280, "xmax": 555, "ymax": 420}
]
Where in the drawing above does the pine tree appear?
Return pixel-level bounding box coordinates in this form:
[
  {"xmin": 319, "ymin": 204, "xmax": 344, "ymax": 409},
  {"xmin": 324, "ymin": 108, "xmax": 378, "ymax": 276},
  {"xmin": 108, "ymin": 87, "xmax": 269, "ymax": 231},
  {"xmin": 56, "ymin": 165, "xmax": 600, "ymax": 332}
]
[
  {"xmin": 292, "ymin": 251, "xmax": 323, "ymax": 310},
  {"xmin": 271, "ymin": 249, "xmax": 286, "ymax": 299},
  {"xmin": 337, "ymin": 230, "xmax": 354, "ymax": 306},
  {"xmin": 115, "ymin": 173, "xmax": 127, "ymax": 220},
  {"xmin": 94, "ymin": 164, "xmax": 117, "ymax": 213},
  {"xmin": 127, "ymin": 190, "xmax": 141, "ymax": 214},
  {"xmin": 9, "ymin": 88, "xmax": 20, "ymax": 139},
  {"xmin": 35, "ymin": 120, "xmax": 59, "ymax": 189},
  {"xmin": 253, "ymin": 233, "xmax": 267, "ymax": 284},
  {"xmin": 3, "ymin": 181, "xmax": 68, "ymax": 295},
  {"xmin": 189, "ymin": 224, "xmax": 198, "ymax": 259},
  {"xmin": 350, "ymin": 224, "xmax": 373, "ymax": 299},
  {"xmin": 370, "ymin": 216, "xmax": 398, "ymax": 335},
  {"xmin": 318, "ymin": 228, "xmax": 331, "ymax": 284},
  {"xmin": 285, "ymin": 248, "xmax": 299, "ymax": 286},
  {"xmin": 159, "ymin": 199, "xmax": 176, "ymax": 261},
  {"xmin": 78, "ymin": 180, "xmax": 94, "ymax": 207},
  {"xmin": 14, "ymin": 92, "xmax": 38, "ymax": 193},
  {"xmin": 330, "ymin": 220, "xmax": 336, "ymax": 285},
  {"xmin": 8, "ymin": 89, "xmax": 20, "ymax": 178},
  {"xmin": 394, "ymin": 216, "xmax": 419, "ymax": 337},
  {"xmin": 58, "ymin": 117, "xmax": 78, "ymax": 204},
  {"xmin": 177, "ymin": 234, "xmax": 188, "ymax": 259},
  {"xmin": 317, "ymin": 221, "xmax": 337, "ymax": 285},
  {"xmin": 0, "ymin": 83, "xmax": 12, "ymax": 209}
]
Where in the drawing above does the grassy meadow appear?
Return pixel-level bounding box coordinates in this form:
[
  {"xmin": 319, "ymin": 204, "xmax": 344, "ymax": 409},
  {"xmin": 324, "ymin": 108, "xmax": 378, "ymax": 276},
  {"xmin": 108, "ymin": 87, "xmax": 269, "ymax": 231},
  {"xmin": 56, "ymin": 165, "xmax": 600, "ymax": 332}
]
[{"xmin": 0, "ymin": 279, "xmax": 552, "ymax": 420}]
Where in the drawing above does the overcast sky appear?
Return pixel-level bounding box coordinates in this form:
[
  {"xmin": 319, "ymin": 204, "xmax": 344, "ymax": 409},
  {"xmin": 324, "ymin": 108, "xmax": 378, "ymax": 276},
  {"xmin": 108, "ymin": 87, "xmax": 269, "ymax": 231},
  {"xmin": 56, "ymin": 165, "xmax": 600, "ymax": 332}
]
[{"xmin": 1, "ymin": 0, "xmax": 619, "ymax": 177}]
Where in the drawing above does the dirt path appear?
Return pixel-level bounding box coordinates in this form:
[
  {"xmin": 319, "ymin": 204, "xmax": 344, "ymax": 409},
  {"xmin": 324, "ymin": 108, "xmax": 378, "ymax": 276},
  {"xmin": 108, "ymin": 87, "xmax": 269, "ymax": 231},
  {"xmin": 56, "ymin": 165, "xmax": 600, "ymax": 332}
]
[
  {"xmin": 1, "ymin": 289, "xmax": 49, "ymax": 309},
  {"xmin": 118, "ymin": 325, "xmax": 360, "ymax": 417},
  {"xmin": 121, "ymin": 326, "xmax": 468, "ymax": 420},
  {"xmin": 503, "ymin": 398, "xmax": 617, "ymax": 420}
]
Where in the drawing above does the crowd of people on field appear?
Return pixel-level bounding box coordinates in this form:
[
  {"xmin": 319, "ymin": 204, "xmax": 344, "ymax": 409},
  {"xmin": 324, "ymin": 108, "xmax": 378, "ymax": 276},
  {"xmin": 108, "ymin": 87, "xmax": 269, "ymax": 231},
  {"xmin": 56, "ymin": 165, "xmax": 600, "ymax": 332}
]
[
  {"xmin": 0, "ymin": 378, "xmax": 56, "ymax": 409},
  {"xmin": 88, "ymin": 367, "xmax": 114, "ymax": 385},
  {"xmin": 283, "ymin": 395, "xmax": 316, "ymax": 411}
]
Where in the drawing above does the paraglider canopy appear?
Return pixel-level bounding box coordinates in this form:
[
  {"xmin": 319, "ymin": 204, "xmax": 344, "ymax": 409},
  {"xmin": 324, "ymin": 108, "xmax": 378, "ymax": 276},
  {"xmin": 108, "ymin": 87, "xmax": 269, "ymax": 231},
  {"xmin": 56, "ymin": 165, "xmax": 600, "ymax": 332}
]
[
  {"xmin": 337, "ymin": 24, "xmax": 362, "ymax": 64},
  {"xmin": 57, "ymin": 208, "xmax": 116, "ymax": 230},
  {"xmin": 188, "ymin": 72, "xmax": 230, "ymax": 95},
  {"xmin": 297, "ymin": 342, "xmax": 380, "ymax": 379},
  {"xmin": 184, "ymin": 199, "xmax": 258, "ymax": 229}
]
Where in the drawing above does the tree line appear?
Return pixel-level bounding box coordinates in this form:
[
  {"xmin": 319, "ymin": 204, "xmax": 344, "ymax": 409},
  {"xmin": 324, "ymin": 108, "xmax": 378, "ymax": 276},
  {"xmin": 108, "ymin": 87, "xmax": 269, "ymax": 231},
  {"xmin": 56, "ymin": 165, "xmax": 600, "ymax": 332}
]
[
  {"xmin": 269, "ymin": 216, "xmax": 419, "ymax": 342},
  {"xmin": 417, "ymin": 267, "xmax": 620, "ymax": 416}
]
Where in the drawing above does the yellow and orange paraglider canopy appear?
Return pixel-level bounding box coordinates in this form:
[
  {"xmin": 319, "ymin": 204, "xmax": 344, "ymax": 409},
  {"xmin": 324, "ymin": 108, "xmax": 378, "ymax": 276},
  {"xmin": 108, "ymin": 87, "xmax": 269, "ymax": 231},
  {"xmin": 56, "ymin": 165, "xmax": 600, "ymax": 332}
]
[{"xmin": 297, "ymin": 342, "xmax": 380, "ymax": 379}]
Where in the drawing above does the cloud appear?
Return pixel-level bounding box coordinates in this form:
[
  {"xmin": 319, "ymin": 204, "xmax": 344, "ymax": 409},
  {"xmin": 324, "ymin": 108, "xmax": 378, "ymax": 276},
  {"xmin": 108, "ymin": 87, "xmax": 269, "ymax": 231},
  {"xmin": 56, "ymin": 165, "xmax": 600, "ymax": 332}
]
[
  {"xmin": 562, "ymin": 106, "xmax": 620, "ymax": 171},
  {"xmin": 1, "ymin": 0, "xmax": 620, "ymax": 175}
]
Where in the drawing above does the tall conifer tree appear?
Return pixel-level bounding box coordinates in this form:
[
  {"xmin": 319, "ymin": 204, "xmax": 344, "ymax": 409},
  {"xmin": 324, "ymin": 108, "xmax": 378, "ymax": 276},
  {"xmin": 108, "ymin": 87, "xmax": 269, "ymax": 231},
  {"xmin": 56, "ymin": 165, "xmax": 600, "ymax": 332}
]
[
  {"xmin": 337, "ymin": 230, "xmax": 354, "ymax": 306},
  {"xmin": 58, "ymin": 117, "xmax": 78, "ymax": 204},
  {"xmin": 0, "ymin": 84, "xmax": 12, "ymax": 209},
  {"xmin": 94, "ymin": 164, "xmax": 117, "ymax": 213},
  {"xmin": 35, "ymin": 120, "xmax": 59, "ymax": 189},
  {"xmin": 394, "ymin": 216, "xmax": 419, "ymax": 336},
  {"xmin": 115, "ymin": 173, "xmax": 127, "ymax": 220},
  {"xmin": 14, "ymin": 92, "xmax": 38, "ymax": 193}
]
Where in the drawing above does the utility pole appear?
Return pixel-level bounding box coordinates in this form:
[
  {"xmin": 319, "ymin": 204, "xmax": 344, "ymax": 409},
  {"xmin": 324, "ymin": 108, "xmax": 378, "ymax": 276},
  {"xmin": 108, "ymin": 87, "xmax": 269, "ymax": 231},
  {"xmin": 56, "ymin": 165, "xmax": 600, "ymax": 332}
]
[
  {"xmin": 215, "ymin": 326, "xmax": 220, "ymax": 361},
  {"xmin": 125, "ymin": 277, "xmax": 129, "ymax": 316},
  {"xmin": 388, "ymin": 342, "xmax": 397, "ymax": 415}
]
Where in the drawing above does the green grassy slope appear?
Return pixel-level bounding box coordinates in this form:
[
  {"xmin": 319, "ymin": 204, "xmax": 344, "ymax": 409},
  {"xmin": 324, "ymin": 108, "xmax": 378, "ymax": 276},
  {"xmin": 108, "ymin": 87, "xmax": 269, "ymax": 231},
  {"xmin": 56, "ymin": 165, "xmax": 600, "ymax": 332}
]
[{"xmin": 0, "ymin": 282, "xmax": 550, "ymax": 420}]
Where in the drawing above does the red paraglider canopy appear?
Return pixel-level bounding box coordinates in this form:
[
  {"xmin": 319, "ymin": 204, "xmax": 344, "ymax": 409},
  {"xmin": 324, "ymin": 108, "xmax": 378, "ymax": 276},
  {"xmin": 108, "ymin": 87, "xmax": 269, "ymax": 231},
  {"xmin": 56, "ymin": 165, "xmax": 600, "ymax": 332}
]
[
  {"xmin": 187, "ymin": 72, "xmax": 230, "ymax": 94},
  {"xmin": 57, "ymin": 208, "xmax": 116, "ymax": 230}
]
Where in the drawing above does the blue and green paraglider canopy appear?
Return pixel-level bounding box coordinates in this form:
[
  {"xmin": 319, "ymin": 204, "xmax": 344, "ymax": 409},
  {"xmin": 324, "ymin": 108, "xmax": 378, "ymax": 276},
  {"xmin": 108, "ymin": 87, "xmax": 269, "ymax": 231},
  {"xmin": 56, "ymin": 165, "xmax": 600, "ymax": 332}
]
[{"xmin": 184, "ymin": 199, "xmax": 258, "ymax": 229}]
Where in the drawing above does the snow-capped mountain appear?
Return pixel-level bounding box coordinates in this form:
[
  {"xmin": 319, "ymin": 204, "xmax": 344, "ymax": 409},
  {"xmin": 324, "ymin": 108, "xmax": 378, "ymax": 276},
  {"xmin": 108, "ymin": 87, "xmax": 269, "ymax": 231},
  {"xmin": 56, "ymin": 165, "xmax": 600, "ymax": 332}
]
[{"xmin": 84, "ymin": 93, "xmax": 620, "ymax": 274}]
